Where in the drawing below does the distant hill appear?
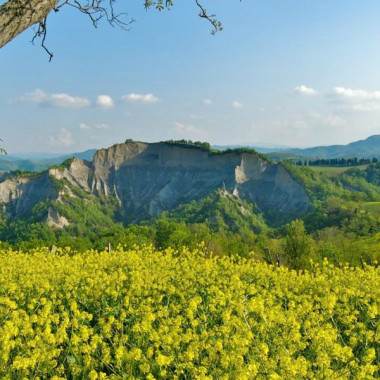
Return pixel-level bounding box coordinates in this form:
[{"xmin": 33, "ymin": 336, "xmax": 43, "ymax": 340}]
[
  {"xmin": 268, "ymin": 135, "xmax": 380, "ymax": 160},
  {"xmin": 215, "ymin": 135, "xmax": 380, "ymax": 161},
  {"xmin": 0, "ymin": 149, "xmax": 96, "ymax": 172}
]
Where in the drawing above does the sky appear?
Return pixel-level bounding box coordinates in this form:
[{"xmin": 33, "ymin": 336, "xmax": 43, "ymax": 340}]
[{"xmin": 2, "ymin": 0, "xmax": 380, "ymax": 154}]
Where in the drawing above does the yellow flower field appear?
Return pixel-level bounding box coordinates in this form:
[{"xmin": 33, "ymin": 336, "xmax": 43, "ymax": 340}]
[{"xmin": 0, "ymin": 246, "xmax": 378, "ymax": 379}]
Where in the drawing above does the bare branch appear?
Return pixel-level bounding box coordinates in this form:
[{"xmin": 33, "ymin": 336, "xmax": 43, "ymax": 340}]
[
  {"xmin": 31, "ymin": 16, "xmax": 54, "ymax": 61},
  {"xmin": 59, "ymin": 0, "xmax": 134, "ymax": 30},
  {"xmin": 28, "ymin": 0, "xmax": 136, "ymax": 59}
]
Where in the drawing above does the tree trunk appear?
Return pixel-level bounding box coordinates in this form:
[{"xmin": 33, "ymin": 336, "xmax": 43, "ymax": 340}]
[{"xmin": 0, "ymin": 0, "xmax": 57, "ymax": 48}]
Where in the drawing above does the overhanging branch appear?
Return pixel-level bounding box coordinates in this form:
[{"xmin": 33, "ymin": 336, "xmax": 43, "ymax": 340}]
[{"xmin": 0, "ymin": 0, "xmax": 225, "ymax": 60}]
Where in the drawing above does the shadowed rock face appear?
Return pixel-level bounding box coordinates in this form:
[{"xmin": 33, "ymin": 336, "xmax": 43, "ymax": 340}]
[
  {"xmin": 0, "ymin": 172, "xmax": 58, "ymax": 217},
  {"xmin": 0, "ymin": 141, "xmax": 311, "ymax": 225}
]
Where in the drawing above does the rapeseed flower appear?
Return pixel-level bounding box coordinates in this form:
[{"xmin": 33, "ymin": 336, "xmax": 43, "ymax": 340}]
[{"xmin": 0, "ymin": 246, "xmax": 377, "ymax": 379}]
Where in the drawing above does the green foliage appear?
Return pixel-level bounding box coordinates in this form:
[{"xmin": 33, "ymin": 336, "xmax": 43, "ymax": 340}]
[
  {"xmin": 315, "ymin": 228, "xmax": 380, "ymax": 266},
  {"xmin": 170, "ymin": 191, "xmax": 268, "ymax": 233},
  {"xmin": 162, "ymin": 139, "xmax": 269, "ymax": 161},
  {"xmin": 297, "ymin": 157, "xmax": 374, "ymax": 167},
  {"xmin": 152, "ymin": 215, "xmax": 260, "ymax": 258},
  {"xmin": 48, "ymin": 157, "xmax": 76, "ymax": 171},
  {"xmin": 163, "ymin": 139, "xmax": 212, "ymax": 152},
  {"xmin": 285, "ymin": 161, "xmax": 380, "ymax": 235},
  {"xmin": 3, "ymin": 159, "xmax": 380, "ymax": 268},
  {"xmin": 287, "ymin": 161, "xmax": 380, "ymax": 203},
  {"xmin": 308, "ymin": 165, "xmax": 368, "ymax": 177},
  {"xmin": 284, "ymin": 220, "xmax": 314, "ymax": 268},
  {"xmin": 211, "ymin": 147, "xmax": 270, "ymax": 163}
]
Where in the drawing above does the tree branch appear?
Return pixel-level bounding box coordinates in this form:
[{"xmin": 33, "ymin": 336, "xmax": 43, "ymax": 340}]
[
  {"xmin": 195, "ymin": 0, "xmax": 223, "ymax": 35},
  {"xmin": 31, "ymin": 16, "xmax": 54, "ymax": 61},
  {"xmin": 0, "ymin": 0, "xmax": 57, "ymax": 48},
  {"xmin": 0, "ymin": 0, "xmax": 224, "ymax": 59}
]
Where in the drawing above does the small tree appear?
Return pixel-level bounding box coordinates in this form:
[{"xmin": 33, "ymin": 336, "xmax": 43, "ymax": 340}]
[{"xmin": 284, "ymin": 219, "xmax": 314, "ymax": 269}]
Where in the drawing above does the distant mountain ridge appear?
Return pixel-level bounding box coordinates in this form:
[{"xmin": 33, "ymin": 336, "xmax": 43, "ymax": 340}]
[
  {"xmin": 278, "ymin": 135, "xmax": 380, "ymax": 159},
  {"xmin": 0, "ymin": 149, "xmax": 96, "ymax": 172},
  {"xmin": 217, "ymin": 135, "xmax": 380, "ymax": 160}
]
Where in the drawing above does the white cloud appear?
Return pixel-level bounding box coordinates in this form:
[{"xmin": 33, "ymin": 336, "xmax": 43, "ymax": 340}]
[
  {"xmin": 122, "ymin": 93, "xmax": 159, "ymax": 104},
  {"xmin": 21, "ymin": 89, "xmax": 90, "ymax": 109},
  {"xmin": 294, "ymin": 85, "xmax": 318, "ymax": 96},
  {"xmin": 330, "ymin": 86, "xmax": 380, "ymax": 111},
  {"xmin": 79, "ymin": 122, "xmax": 110, "ymax": 130},
  {"xmin": 96, "ymin": 95, "xmax": 114, "ymax": 109},
  {"xmin": 333, "ymin": 87, "xmax": 380, "ymax": 100},
  {"xmin": 232, "ymin": 100, "xmax": 243, "ymax": 109},
  {"xmin": 51, "ymin": 93, "xmax": 90, "ymax": 108},
  {"xmin": 49, "ymin": 128, "xmax": 74, "ymax": 147},
  {"xmin": 203, "ymin": 98, "xmax": 212, "ymax": 105},
  {"xmin": 292, "ymin": 85, "xmax": 380, "ymax": 111}
]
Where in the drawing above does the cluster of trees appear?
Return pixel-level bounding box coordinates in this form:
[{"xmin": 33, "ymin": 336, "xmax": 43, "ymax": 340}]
[
  {"xmin": 164, "ymin": 140, "xmax": 212, "ymax": 151},
  {"xmin": 295, "ymin": 157, "xmax": 378, "ymax": 167},
  {"xmin": 163, "ymin": 140, "xmax": 267, "ymax": 160},
  {"xmin": 1, "ymin": 208, "xmax": 379, "ymax": 269}
]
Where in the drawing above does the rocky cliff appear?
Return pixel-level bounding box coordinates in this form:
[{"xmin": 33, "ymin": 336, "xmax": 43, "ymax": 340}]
[{"xmin": 0, "ymin": 141, "xmax": 311, "ymax": 225}]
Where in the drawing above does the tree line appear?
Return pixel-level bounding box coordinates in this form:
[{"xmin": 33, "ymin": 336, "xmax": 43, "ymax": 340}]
[{"xmin": 295, "ymin": 157, "xmax": 379, "ymax": 167}]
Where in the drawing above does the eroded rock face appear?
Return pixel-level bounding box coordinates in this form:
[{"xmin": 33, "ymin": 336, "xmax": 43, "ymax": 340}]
[
  {"xmin": 49, "ymin": 159, "xmax": 92, "ymax": 192},
  {"xmin": 0, "ymin": 141, "xmax": 311, "ymax": 225},
  {"xmin": 89, "ymin": 142, "xmax": 310, "ymax": 223},
  {"xmin": 47, "ymin": 207, "xmax": 69, "ymax": 229},
  {"xmin": 0, "ymin": 172, "xmax": 58, "ymax": 217}
]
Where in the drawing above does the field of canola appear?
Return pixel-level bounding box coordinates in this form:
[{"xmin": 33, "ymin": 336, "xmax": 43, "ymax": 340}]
[{"xmin": 0, "ymin": 247, "xmax": 378, "ymax": 379}]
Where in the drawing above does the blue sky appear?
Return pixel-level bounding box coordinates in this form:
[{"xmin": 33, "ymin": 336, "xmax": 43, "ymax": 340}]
[{"xmin": 2, "ymin": 0, "xmax": 380, "ymax": 153}]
